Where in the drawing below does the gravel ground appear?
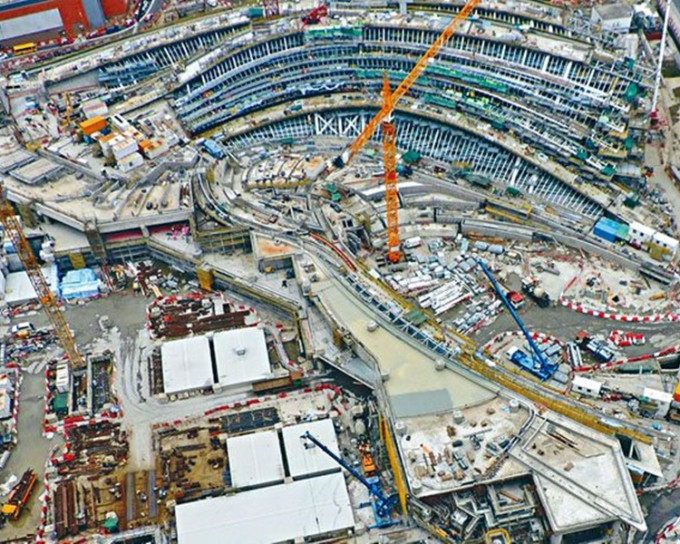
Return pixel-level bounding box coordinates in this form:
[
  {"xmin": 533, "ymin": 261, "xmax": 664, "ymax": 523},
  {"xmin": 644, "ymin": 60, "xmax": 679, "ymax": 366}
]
[{"xmin": 0, "ymin": 293, "xmax": 148, "ymax": 539}]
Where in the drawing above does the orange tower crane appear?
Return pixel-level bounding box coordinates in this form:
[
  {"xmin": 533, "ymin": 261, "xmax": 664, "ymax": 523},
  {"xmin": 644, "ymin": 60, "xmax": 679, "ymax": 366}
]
[
  {"xmin": 0, "ymin": 194, "xmax": 84, "ymax": 369},
  {"xmin": 338, "ymin": 0, "xmax": 481, "ymax": 261},
  {"xmin": 380, "ymin": 74, "xmax": 400, "ymax": 263},
  {"xmin": 340, "ymin": 0, "xmax": 481, "ymax": 166}
]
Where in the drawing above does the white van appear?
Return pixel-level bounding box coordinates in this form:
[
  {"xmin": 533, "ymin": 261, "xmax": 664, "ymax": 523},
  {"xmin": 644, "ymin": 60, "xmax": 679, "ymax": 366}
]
[{"xmin": 10, "ymin": 322, "xmax": 34, "ymax": 338}]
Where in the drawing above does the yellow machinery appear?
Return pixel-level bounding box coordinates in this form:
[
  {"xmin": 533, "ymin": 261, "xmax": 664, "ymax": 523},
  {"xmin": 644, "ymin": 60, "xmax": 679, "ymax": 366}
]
[
  {"xmin": 0, "ymin": 193, "xmax": 84, "ymax": 369},
  {"xmin": 61, "ymin": 92, "xmax": 73, "ymax": 131},
  {"xmin": 485, "ymin": 528, "xmax": 511, "ymax": 543},
  {"xmin": 379, "ymin": 414, "xmax": 408, "ymax": 514}
]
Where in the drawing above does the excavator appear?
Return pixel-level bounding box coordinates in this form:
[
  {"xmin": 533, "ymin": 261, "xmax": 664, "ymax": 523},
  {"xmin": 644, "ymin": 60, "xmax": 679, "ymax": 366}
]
[{"xmin": 301, "ymin": 4, "xmax": 327, "ymax": 25}]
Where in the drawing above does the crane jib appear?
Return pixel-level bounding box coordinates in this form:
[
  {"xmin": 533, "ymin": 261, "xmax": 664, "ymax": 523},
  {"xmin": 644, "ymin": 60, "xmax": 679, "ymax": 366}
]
[{"xmin": 346, "ymin": 0, "xmax": 481, "ymax": 163}]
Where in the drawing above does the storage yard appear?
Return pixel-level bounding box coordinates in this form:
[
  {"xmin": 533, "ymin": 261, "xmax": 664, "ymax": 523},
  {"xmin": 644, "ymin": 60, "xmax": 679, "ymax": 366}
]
[{"xmin": 2, "ymin": 0, "xmax": 680, "ymax": 542}]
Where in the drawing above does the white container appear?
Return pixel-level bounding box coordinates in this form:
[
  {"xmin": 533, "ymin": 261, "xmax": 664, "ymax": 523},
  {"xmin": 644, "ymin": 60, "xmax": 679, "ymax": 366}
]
[{"xmin": 118, "ymin": 152, "xmax": 144, "ymax": 172}]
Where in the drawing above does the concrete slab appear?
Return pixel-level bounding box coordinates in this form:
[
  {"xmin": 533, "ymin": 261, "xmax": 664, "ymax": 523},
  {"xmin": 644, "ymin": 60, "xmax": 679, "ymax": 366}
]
[{"xmin": 314, "ymin": 278, "xmax": 495, "ymax": 413}]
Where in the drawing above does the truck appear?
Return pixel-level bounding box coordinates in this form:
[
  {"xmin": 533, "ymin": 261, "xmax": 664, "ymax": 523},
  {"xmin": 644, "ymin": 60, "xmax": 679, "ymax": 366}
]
[
  {"xmin": 584, "ymin": 339, "xmax": 615, "ymax": 363},
  {"xmin": 576, "ymin": 331, "xmax": 614, "ymax": 363},
  {"xmin": 201, "ymin": 138, "xmax": 225, "ymax": 160},
  {"xmin": 1, "ymin": 469, "xmax": 37, "ymax": 521},
  {"xmin": 403, "ymin": 236, "xmax": 422, "ymax": 249},
  {"xmin": 521, "ymin": 277, "xmax": 550, "ymax": 308}
]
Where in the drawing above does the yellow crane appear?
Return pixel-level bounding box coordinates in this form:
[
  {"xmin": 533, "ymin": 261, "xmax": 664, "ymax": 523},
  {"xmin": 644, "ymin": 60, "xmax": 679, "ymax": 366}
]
[{"xmin": 0, "ymin": 192, "xmax": 84, "ymax": 369}]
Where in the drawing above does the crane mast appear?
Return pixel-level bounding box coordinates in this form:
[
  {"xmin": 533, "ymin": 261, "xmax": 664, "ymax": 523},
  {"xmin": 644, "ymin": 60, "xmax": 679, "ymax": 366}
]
[
  {"xmin": 475, "ymin": 259, "xmax": 552, "ymax": 374},
  {"xmin": 0, "ymin": 195, "xmax": 84, "ymax": 369},
  {"xmin": 340, "ymin": 0, "xmax": 481, "ymax": 165},
  {"xmin": 381, "ymin": 74, "xmax": 401, "ymax": 263},
  {"xmin": 300, "ymin": 431, "xmax": 398, "ymax": 519}
]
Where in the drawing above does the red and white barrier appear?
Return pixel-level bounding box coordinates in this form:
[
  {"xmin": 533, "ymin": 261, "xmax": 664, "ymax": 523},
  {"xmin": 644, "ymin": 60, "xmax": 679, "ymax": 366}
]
[
  {"xmin": 482, "ymin": 330, "xmax": 564, "ymax": 353},
  {"xmin": 560, "ymin": 297, "xmax": 680, "ymax": 323},
  {"xmin": 573, "ymin": 344, "xmax": 680, "ymax": 373},
  {"xmin": 609, "ymin": 330, "xmax": 646, "ymax": 347}
]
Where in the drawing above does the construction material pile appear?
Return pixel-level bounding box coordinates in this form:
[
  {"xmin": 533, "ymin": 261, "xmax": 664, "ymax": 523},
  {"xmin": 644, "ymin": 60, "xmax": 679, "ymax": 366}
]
[
  {"xmin": 51, "ymin": 421, "xmax": 128, "ymax": 477},
  {"xmin": 147, "ymin": 293, "xmax": 256, "ymax": 339}
]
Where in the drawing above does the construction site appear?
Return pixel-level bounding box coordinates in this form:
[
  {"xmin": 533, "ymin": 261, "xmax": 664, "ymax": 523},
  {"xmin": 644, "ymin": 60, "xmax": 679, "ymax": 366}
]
[{"xmin": 2, "ymin": 0, "xmax": 680, "ymax": 542}]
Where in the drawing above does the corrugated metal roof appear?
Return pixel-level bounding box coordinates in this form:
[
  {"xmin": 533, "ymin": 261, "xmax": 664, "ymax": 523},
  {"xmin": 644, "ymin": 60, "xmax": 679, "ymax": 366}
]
[
  {"xmin": 226, "ymin": 431, "xmax": 285, "ymax": 488},
  {"xmin": 175, "ymin": 473, "xmax": 354, "ymax": 544},
  {"xmin": 213, "ymin": 328, "xmax": 270, "ymax": 387},
  {"xmin": 0, "ymin": 8, "xmax": 63, "ymax": 41},
  {"xmin": 161, "ymin": 336, "xmax": 214, "ymax": 394},
  {"xmin": 281, "ymin": 419, "xmax": 341, "ymax": 478}
]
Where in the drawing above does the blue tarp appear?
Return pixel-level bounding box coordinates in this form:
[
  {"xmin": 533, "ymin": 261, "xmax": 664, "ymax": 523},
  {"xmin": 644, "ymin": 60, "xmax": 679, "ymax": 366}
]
[
  {"xmin": 60, "ymin": 268, "xmax": 101, "ymax": 301},
  {"xmin": 593, "ymin": 217, "xmax": 621, "ymax": 243}
]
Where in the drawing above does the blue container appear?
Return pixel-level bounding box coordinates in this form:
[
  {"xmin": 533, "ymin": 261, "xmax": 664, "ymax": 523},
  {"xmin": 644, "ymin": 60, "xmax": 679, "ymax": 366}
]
[{"xmin": 593, "ymin": 217, "xmax": 620, "ymax": 243}]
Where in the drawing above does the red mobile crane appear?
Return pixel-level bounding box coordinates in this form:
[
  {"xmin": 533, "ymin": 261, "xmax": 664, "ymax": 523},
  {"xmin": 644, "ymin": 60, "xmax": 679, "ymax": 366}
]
[{"xmin": 301, "ymin": 4, "xmax": 327, "ymax": 25}]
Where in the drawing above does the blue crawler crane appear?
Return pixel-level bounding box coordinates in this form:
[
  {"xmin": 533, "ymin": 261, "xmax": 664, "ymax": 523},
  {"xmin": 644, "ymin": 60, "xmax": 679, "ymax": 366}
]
[
  {"xmin": 476, "ymin": 259, "xmax": 557, "ymax": 381},
  {"xmin": 300, "ymin": 431, "xmax": 399, "ymax": 528}
]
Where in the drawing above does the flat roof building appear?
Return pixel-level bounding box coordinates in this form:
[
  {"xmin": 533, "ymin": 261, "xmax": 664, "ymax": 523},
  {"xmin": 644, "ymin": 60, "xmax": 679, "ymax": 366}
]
[
  {"xmin": 226, "ymin": 430, "xmax": 285, "ymax": 488},
  {"xmin": 281, "ymin": 418, "xmax": 341, "ymax": 479},
  {"xmin": 252, "ymin": 232, "xmax": 298, "ymax": 273},
  {"xmin": 175, "ymin": 473, "xmax": 354, "ymax": 544},
  {"xmin": 161, "ymin": 336, "xmax": 213, "ymax": 395},
  {"xmin": 0, "ymin": 8, "xmax": 63, "ymax": 45},
  {"xmin": 213, "ymin": 327, "xmax": 270, "ymax": 388}
]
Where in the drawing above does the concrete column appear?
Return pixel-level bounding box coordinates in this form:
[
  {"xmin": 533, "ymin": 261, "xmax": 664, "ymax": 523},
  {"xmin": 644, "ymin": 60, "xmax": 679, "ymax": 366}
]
[{"xmin": 550, "ymin": 534, "xmax": 563, "ymax": 544}]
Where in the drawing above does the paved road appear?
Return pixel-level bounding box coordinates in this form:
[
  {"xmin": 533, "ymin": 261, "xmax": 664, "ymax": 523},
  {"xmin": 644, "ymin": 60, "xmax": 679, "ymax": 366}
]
[
  {"xmin": 474, "ymin": 300, "xmax": 680, "ymax": 358},
  {"xmin": 638, "ymin": 488, "xmax": 680, "ymax": 543},
  {"xmin": 0, "ymin": 372, "xmax": 61, "ymax": 541}
]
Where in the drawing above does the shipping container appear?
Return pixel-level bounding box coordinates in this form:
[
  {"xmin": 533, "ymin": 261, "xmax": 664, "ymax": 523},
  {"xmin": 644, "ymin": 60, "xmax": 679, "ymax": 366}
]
[{"xmin": 79, "ymin": 116, "xmax": 107, "ymax": 136}]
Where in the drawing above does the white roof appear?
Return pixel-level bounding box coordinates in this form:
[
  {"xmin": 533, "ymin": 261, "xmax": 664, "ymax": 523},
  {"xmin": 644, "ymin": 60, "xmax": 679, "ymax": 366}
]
[
  {"xmin": 572, "ymin": 375, "xmax": 603, "ymax": 393},
  {"xmin": 4, "ymin": 265, "xmax": 58, "ymax": 305},
  {"xmin": 629, "ymin": 221, "xmax": 655, "ymax": 236},
  {"xmin": 176, "ymin": 473, "xmax": 354, "ymax": 544},
  {"xmin": 594, "ymin": 3, "xmax": 632, "ymax": 20},
  {"xmin": 226, "ymin": 431, "xmax": 285, "ymax": 488},
  {"xmin": 0, "ymin": 9, "xmax": 63, "ymax": 41},
  {"xmin": 652, "ymin": 231, "xmax": 679, "ymax": 249},
  {"xmin": 282, "ymin": 418, "xmax": 341, "ymax": 478},
  {"xmin": 213, "ymin": 327, "xmax": 270, "ymax": 387},
  {"xmin": 625, "ymin": 439, "xmax": 663, "ymax": 478},
  {"xmin": 642, "ymin": 387, "xmax": 673, "ymax": 403},
  {"xmin": 161, "ymin": 336, "xmax": 214, "ymax": 394}
]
